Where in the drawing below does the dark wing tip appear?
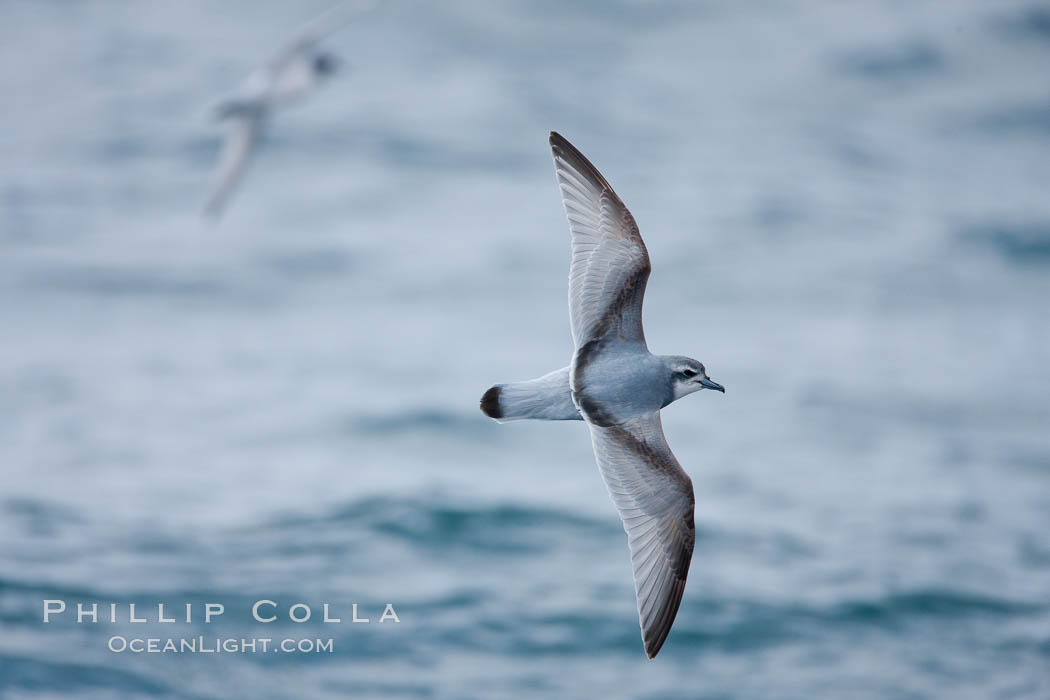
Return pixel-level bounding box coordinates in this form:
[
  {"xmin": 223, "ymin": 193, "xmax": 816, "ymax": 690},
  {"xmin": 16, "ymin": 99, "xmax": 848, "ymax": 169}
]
[
  {"xmin": 548, "ymin": 131, "xmax": 616, "ymax": 195},
  {"xmin": 480, "ymin": 385, "xmax": 503, "ymax": 419},
  {"xmin": 642, "ymin": 578, "xmax": 687, "ymax": 659}
]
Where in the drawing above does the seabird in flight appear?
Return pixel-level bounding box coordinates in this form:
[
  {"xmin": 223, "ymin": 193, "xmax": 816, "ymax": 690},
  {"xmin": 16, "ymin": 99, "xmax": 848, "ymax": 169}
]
[
  {"xmin": 202, "ymin": 2, "xmax": 370, "ymax": 218},
  {"xmin": 481, "ymin": 131, "xmax": 725, "ymax": 658}
]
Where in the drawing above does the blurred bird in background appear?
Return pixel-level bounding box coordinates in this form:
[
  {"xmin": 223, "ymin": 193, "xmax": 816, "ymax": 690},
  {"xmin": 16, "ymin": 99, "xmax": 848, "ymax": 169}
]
[{"xmin": 203, "ymin": 2, "xmax": 371, "ymax": 218}]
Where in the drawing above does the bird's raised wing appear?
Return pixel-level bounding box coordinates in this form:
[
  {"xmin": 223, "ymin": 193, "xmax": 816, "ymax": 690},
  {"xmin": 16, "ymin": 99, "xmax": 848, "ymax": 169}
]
[
  {"xmin": 202, "ymin": 114, "xmax": 263, "ymax": 219},
  {"xmin": 588, "ymin": 411, "xmax": 695, "ymax": 658},
  {"xmin": 270, "ymin": 0, "xmax": 375, "ymax": 71},
  {"xmin": 550, "ymin": 132, "xmax": 651, "ymax": 349}
]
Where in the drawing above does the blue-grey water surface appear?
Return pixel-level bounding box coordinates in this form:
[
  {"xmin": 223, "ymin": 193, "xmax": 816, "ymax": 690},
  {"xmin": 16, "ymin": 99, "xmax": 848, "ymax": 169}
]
[{"xmin": 1, "ymin": 1, "xmax": 1049, "ymax": 698}]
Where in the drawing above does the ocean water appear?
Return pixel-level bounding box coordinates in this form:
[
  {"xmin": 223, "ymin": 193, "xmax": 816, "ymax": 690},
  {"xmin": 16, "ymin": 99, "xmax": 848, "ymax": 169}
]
[{"xmin": 1, "ymin": 0, "xmax": 1049, "ymax": 698}]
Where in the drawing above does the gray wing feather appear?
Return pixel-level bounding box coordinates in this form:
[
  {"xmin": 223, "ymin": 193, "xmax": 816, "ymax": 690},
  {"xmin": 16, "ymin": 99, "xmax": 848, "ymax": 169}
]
[
  {"xmin": 588, "ymin": 411, "xmax": 695, "ymax": 658},
  {"xmin": 203, "ymin": 114, "xmax": 263, "ymax": 219},
  {"xmin": 550, "ymin": 132, "xmax": 650, "ymax": 349}
]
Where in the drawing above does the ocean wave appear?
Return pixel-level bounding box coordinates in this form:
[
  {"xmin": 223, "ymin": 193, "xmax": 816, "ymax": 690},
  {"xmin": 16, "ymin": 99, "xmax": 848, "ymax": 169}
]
[
  {"xmin": 347, "ymin": 409, "xmax": 492, "ymax": 437},
  {"xmin": 989, "ymin": 5, "xmax": 1050, "ymax": 43},
  {"xmin": 813, "ymin": 589, "xmax": 1040, "ymax": 622},
  {"xmin": 407, "ymin": 587, "xmax": 1045, "ymax": 657},
  {"xmin": 958, "ymin": 220, "xmax": 1050, "ymax": 264},
  {"xmin": 966, "ymin": 100, "xmax": 1050, "ymax": 138},
  {"xmin": 257, "ymin": 248, "xmax": 355, "ymax": 281},
  {"xmin": 264, "ymin": 496, "xmax": 619, "ymax": 555},
  {"xmin": 22, "ymin": 264, "xmax": 227, "ymax": 299},
  {"xmin": 834, "ymin": 40, "xmax": 945, "ymax": 82},
  {"xmin": 0, "ymin": 654, "xmax": 180, "ymax": 698}
]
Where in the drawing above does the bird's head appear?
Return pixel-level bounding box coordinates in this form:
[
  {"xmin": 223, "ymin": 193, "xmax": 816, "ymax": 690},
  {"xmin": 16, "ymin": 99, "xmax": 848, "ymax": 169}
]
[
  {"xmin": 312, "ymin": 52, "xmax": 339, "ymax": 77},
  {"xmin": 668, "ymin": 357, "xmax": 724, "ymax": 401}
]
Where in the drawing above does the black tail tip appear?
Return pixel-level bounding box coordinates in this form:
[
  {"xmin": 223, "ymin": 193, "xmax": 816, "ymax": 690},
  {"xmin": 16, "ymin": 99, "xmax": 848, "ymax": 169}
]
[{"xmin": 480, "ymin": 385, "xmax": 503, "ymax": 419}]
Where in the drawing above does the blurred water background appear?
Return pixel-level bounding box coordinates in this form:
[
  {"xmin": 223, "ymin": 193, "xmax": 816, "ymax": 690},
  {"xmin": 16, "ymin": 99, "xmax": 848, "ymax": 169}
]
[{"xmin": 1, "ymin": 1, "xmax": 1049, "ymax": 698}]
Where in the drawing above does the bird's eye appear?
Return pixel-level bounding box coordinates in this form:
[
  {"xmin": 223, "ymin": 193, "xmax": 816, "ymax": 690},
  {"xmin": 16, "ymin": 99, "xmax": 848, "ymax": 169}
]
[{"xmin": 682, "ymin": 369, "xmax": 697, "ymax": 378}]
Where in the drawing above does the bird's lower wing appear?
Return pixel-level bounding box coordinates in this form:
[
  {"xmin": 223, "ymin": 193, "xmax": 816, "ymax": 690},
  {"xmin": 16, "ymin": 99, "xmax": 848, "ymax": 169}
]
[
  {"xmin": 587, "ymin": 411, "xmax": 695, "ymax": 658},
  {"xmin": 203, "ymin": 114, "xmax": 263, "ymax": 219}
]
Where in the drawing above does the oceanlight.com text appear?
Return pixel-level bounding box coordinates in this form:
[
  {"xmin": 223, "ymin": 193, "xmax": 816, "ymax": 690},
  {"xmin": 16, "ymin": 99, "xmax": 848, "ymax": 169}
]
[{"xmin": 107, "ymin": 636, "xmax": 335, "ymax": 654}]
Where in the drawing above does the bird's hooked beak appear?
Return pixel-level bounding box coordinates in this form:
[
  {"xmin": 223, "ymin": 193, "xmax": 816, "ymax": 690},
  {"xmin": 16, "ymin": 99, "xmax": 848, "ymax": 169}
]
[{"xmin": 699, "ymin": 376, "xmax": 725, "ymax": 393}]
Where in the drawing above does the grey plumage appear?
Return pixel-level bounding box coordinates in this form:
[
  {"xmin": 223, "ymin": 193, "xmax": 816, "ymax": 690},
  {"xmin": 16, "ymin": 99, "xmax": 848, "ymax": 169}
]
[
  {"xmin": 481, "ymin": 367, "xmax": 582, "ymax": 422},
  {"xmin": 480, "ymin": 132, "xmax": 724, "ymax": 659}
]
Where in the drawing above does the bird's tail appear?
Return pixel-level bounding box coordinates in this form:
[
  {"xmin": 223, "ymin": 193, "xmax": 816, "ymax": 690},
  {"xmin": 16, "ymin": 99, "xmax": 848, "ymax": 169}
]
[{"xmin": 480, "ymin": 367, "xmax": 582, "ymax": 422}]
